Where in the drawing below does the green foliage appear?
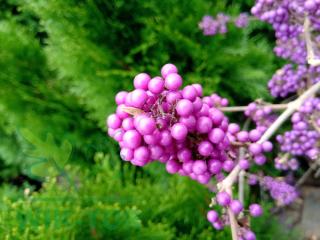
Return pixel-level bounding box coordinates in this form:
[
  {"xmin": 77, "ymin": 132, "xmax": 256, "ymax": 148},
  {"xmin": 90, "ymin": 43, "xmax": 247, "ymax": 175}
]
[{"xmin": 0, "ymin": 155, "xmax": 296, "ymax": 240}]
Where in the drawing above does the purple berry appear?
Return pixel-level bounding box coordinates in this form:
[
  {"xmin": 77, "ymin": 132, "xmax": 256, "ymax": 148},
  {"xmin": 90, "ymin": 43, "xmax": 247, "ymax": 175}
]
[
  {"xmin": 198, "ymin": 141, "xmax": 213, "ymax": 157},
  {"xmin": 249, "ymin": 203, "xmax": 263, "ymax": 217},
  {"xmin": 192, "ymin": 160, "xmax": 207, "ymax": 175},
  {"xmin": 165, "ymin": 73, "xmax": 182, "ymax": 90},
  {"xmin": 161, "ymin": 63, "xmax": 178, "ymax": 78},
  {"xmin": 176, "ymin": 99, "xmax": 194, "ymax": 116},
  {"xmin": 133, "ymin": 73, "xmax": 151, "ymax": 90},
  {"xmin": 171, "ymin": 123, "xmax": 188, "ymax": 140},
  {"xmin": 123, "ymin": 130, "xmax": 142, "ymax": 149},
  {"xmin": 148, "ymin": 76, "xmax": 164, "ymax": 94},
  {"xmin": 207, "ymin": 210, "xmax": 219, "ymax": 223},
  {"xmin": 230, "ymin": 200, "xmax": 243, "ymax": 214},
  {"xmin": 216, "ymin": 191, "xmax": 231, "ymax": 207}
]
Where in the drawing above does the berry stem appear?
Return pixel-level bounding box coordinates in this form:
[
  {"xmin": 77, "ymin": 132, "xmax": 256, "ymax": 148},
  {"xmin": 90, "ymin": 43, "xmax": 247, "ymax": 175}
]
[
  {"xmin": 218, "ymin": 103, "xmax": 288, "ymax": 112},
  {"xmin": 304, "ymin": 16, "xmax": 320, "ymax": 66},
  {"xmin": 219, "ymin": 81, "xmax": 320, "ymax": 192},
  {"xmin": 226, "ymin": 187, "xmax": 239, "ymax": 240},
  {"xmin": 238, "ymin": 119, "xmax": 250, "ymax": 205},
  {"xmin": 295, "ymin": 159, "xmax": 320, "ymax": 187}
]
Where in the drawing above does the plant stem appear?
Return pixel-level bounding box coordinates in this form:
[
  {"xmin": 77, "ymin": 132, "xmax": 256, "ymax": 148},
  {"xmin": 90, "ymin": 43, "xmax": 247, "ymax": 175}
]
[
  {"xmin": 226, "ymin": 187, "xmax": 239, "ymax": 240},
  {"xmin": 218, "ymin": 103, "xmax": 288, "ymax": 112},
  {"xmin": 304, "ymin": 16, "xmax": 320, "ymax": 66}
]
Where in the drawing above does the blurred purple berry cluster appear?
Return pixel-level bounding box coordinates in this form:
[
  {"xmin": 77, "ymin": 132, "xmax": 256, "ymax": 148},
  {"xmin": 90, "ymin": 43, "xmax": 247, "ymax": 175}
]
[{"xmin": 199, "ymin": 13, "xmax": 249, "ymax": 36}]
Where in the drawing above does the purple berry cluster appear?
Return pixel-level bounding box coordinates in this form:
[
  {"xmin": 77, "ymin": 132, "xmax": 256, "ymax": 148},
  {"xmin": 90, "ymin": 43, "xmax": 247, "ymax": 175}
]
[
  {"xmin": 274, "ymin": 155, "xmax": 299, "ymax": 171},
  {"xmin": 107, "ymin": 64, "xmax": 242, "ymax": 185},
  {"xmin": 245, "ymin": 102, "xmax": 277, "ymax": 133},
  {"xmin": 268, "ymin": 64, "xmax": 307, "ymax": 98},
  {"xmin": 107, "ymin": 64, "xmax": 273, "ymax": 185},
  {"xmin": 251, "ymin": 0, "xmax": 320, "ymax": 64},
  {"xmin": 268, "ymin": 64, "xmax": 320, "ymax": 98},
  {"xmin": 199, "ymin": 13, "xmax": 249, "ymax": 36},
  {"xmin": 207, "ymin": 191, "xmax": 262, "ymax": 239},
  {"xmin": 261, "ymin": 176, "xmax": 298, "ymax": 206},
  {"xmin": 276, "ymin": 98, "xmax": 320, "ymax": 160}
]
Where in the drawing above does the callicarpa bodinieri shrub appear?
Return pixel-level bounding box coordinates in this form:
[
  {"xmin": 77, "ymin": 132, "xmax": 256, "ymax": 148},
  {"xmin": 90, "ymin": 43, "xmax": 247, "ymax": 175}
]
[{"xmin": 107, "ymin": 1, "xmax": 320, "ymax": 239}]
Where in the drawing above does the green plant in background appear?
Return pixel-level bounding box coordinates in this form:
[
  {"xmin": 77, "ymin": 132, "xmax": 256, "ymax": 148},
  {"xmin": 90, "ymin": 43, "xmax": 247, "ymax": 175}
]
[
  {"xmin": 21, "ymin": 129, "xmax": 72, "ymax": 181},
  {"xmin": 0, "ymin": 154, "xmax": 298, "ymax": 240}
]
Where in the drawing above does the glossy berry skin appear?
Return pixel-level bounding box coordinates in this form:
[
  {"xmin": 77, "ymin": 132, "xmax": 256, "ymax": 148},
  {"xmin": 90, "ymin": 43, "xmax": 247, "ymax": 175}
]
[
  {"xmin": 166, "ymin": 160, "xmax": 181, "ymax": 174},
  {"xmin": 198, "ymin": 141, "xmax": 213, "ymax": 157},
  {"xmin": 208, "ymin": 160, "xmax": 222, "ymax": 174},
  {"xmin": 192, "ymin": 160, "xmax": 207, "ymax": 175},
  {"xmin": 197, "ymin": 116, "xmax": 213, "ymax": 133},
  {"xmin": 171, "ymin": 123, "xmax": 188, "ymax": 140},
  {"xmin": 207, "ymin": 210, "xmax": 219, "ymax": 223},
  {"xmin": 230, "ymin": 200, "xmax": 243, "ymax": 214},
  {"xmin": 212, "ymin": 220, "xmax": 224, "ymax": 230},
  {"xmin": 237, "ymin": 131, "xmax": 249, "ymax": 142},
  {"xmin": 130, "ymin": 89, "xmax": 148, "ymax": 108},
  {"xmin": 134, "ymin": 146, "xmax": 150, "ymax": 162},
  {"xmin": 244, "ymin": 230, "xmax": 256, "ymax": 240},
  {"xmin": 209, "ymin": 128, "xmax": 225, "ymax": 144},
  {"xmin": 239, "ymin": 159, "xmax": 250, "ymax": 170},
  {"xmin": 148, "ymin": 77, "xmax": 164, "ymax": 94},
  {"xmin": 115, "ymin": 91, "xmax": 128, "ymax": 105},
  {"xmin": 123, "ymin": 130, "xmax": 142, "ymax": 149},
  {"xmin": 137, "ymin": 117, "xmax": 156, "ymax": 135},
  {"xmin": 182, "ymin": 85, "xmax": 197, "ymax": 101},
  {"xmin": 176, "ymin": 99, "xmax": 194, "ymax": 117},
  {"xmin": 161, "ymin": 63, "xmax": 178, "ymax": 78},
  {"xmin": 249, "ymin": 143, "xmax": 262, "ymax": 155},
  {"xmin": 216, "ymin": 191, "xmax": 231, "ymax": 207},
  {"xmin": 165, "ymin": 73, "xmax": 182, "ymax": 90},
  {"xmin": 249, "ymin": 203, "xmax": 263, "ymax": 217},
  {"xmin": 107, "ymin": 114, "xmax": 122, "ymax": 129},
  {"xmin": 262, "ymin": 141, "xmax": 273, "ymax": 152},
  {"xmin": 120, "ymin": 148, "xmax": 133, "ymax": 161},
  {"xmin": 133, "ymin": 73, "xmax": 151, "ymax": 90}
]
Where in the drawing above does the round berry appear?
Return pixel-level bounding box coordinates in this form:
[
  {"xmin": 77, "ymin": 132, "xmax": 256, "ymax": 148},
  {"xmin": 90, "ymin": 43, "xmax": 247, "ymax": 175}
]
[
  {"xmin": 148, "ymin": 76, "xmax": 164, "ymax": 94},
  {"xmin": 123, "ymin": 130, "xmax": 142, "ymax": 149},
  {"xmin": 230, "ymin": 200, "xmax": 243, "ymax": 214},
  {"xmin": 197, "ymin": 116, "xmax": 213, "ymax": 133},
  {"xmin": 133, "ymin": 73, "xmax": 151, "ymax": 90},
  {"xmin": 192, "ymin": 160, "xmax": 207, "ymax": 175},
  {"xmin": 120, "ymin": 148, "xmax": 133, "ymax": 161},
  {"xmin": 130, "ymin": 89, "xmax": 148, "ymax": 108},
  {"xmin": 207, "ymin": 210, "xmax": 219, "ymax": 223},
  {"xmin": 209, "ymin": 128, "xmax": 225, "ymax": 144},
  {"xmin": 216, "ymin": 191, "xmax": 231, "ymax": 207},
  {"xmin": 161, "ymin": 63, "xmax": 178, "ymax": 78},
  {"xmin": 115, "ymin": 91, "xmax": 128, "ymax": 105},
  {"xmin": 182, "ymin": 85, "xmax": 197, "ymax": 101},
  {"xmin": 107, "ymin": 114, "xmax": 122, "ymax": 129},
  {"xmin": 171, "ymin": 123, "xmax": 188, "ymax": 140},
  {"xmin": 249, "ymin": 203, "xmax": 263, "ymax": 217},
  {"xmin": 176, "ymin": 99, "xmax": 194, "ymax": 116},
  {"xmin": 165, "ymin": 73, "xmax": 182, "ymax": 90},
  {"xmin": 137, "ymin": 116, "xmax": 156, "ymax": 135},
  {"xmin": 249, "ymin": 143, "xmax": 262, "ymax": 155}
]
